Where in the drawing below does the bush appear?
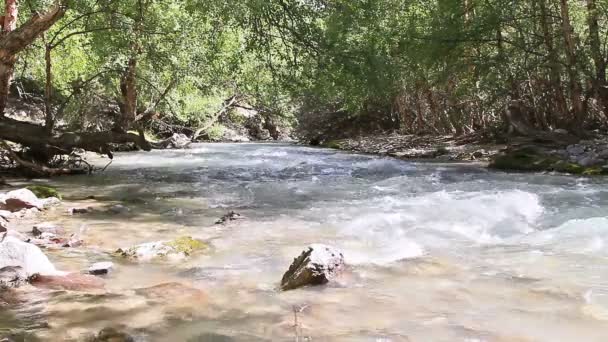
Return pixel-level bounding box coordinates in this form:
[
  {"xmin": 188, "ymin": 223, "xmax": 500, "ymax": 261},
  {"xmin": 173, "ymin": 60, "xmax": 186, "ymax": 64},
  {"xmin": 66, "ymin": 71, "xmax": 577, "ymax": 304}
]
[{"xmin": 26, "ymin": 185, "xmax": 62, "ymax": 199}]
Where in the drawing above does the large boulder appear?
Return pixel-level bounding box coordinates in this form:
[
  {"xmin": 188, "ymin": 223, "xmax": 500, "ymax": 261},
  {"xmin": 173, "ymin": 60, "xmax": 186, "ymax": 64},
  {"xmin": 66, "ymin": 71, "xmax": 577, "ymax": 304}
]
[
  {"xmin": 0, "ymin": 189, "xmax": 43, "ymax": 212},
  {"xmin": 116, "ymin": 236, "xmax": 208, "ymax": 261},
  {"xmin": 0, "ymin": 235, "xmax": 61, "ymax": 277},
  {"xmin": 157, "ymin": 133, "xmax": 192, "ymax": 149},
  {"xmin": 280, "ymin": 244, "xmax": 345, "ymax": 291}
]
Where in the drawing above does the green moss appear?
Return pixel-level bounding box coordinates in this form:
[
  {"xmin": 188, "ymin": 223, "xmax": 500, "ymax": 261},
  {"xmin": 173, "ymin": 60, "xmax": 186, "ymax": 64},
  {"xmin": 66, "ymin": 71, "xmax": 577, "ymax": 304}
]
[
  {"xmin": 26, "ymin": 185, "xmax": 61, "ymax": 199},
  {"xmin": 166, "ymin": 236, "xmax": 208, "ymax": 255},
  {"xmin": 322, "ymin": 140, "xmax": 342, "ymax": 149},
  {"xmin": 553, "ymin": 161, "xmax": 585, "ymax": 174},
  {"xmin": 492, "ymin": 149, "xmax": 608, "ymax": 176},
  {"xmin": 205, "ymin": 123, "xmax": 225, "ymax": 141},
  {"xmin": 582, "ymin": 167, "xmax": 604, "ymax": 176},
  {"xmin": 490, "ymin": 148, "xmax": 557, "ymax": 172}
]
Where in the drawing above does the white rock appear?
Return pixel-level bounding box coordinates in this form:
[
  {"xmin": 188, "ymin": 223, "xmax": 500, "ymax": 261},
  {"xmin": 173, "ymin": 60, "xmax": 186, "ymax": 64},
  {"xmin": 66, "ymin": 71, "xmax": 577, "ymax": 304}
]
[
  {"xmin": 116, "ymin": 241, "xmax": 186, "ymax": 262},
  {"xmin": 32, "ymin": 222, "xmax": 65, "ymax": 236},
  {"xmin": 0, "ymin": 189, "xmax": 43, "ymax": 212},
  {"xmin": 0, "ymin": 210, "xmax": 13, "ymax": 220},
  {"xmin": 41, "ymin": 197, "xmax": 62, "ymax": 208},
  {"xmin": 0, "ymin": 236, "xmax": 63, "ymax": 276}
]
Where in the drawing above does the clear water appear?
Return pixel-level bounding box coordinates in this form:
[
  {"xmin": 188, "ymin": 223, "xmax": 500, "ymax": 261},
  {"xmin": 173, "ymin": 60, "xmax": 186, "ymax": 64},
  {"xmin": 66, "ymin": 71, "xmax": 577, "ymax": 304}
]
[{"xmin": 4, "ymin": 143, "xmax": 608, "ymax": 341}]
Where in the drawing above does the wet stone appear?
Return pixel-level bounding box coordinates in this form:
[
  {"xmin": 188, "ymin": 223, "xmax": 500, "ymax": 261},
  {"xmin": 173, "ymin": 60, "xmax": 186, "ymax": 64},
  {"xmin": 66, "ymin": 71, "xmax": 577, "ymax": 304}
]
[
  {"xmin": 281, "ymin": 244, "xmax": 345, "ymax": 291},
  {"xmin": 32, "ymin": 222, "xmax": 65, "ymax": 237},
  {"xmin": 86, "ymin": 327, "xmax": 134, "ymax": 342},
  {"xmin": 0, "ymin": 189, "xmax": 43, "ymax": 212},
  {"xmin": 215, "ymin": 211, "xmax": 244, "ymax": 224},
  {"xmin": 88, "ymin": 262, "xmax": 114, "ymax": 275},
  {"xmin": 68, "ymin": 207, "xmax": 93, "ymax": 215}
]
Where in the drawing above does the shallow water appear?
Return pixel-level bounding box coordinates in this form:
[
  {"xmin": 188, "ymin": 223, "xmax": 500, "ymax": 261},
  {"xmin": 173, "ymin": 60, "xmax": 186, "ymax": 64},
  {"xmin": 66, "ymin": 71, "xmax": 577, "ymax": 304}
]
[{"xmin": 4, "ymin": 143, "xmax": 608, "ymax": 341}]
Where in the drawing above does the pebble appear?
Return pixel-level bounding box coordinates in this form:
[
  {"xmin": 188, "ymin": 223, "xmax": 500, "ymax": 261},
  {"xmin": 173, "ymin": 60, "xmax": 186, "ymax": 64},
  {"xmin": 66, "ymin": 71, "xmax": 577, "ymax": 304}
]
[{"xmin": 88, "ymin": 262, "xmax": 114, "ymax": 275}]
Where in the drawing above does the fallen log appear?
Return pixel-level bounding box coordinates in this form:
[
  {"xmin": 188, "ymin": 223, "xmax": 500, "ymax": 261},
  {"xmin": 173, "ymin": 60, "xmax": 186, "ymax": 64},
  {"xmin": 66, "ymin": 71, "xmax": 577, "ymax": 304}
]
[{"xmin": 0, "ymin": 117, "xmax": 151, "ymax": 158}]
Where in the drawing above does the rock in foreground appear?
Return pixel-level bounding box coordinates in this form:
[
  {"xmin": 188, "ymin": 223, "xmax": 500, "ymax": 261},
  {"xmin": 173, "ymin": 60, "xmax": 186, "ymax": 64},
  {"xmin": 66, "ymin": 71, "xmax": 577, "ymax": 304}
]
[
  {"xmin": 281, "ymin": 244, "xmax": 345, "ymax": 291},
  {"xmin": 116, "ymin": 236, "xmax": 208, "ymax": 261},
  {"xmin": 215, "ymin": 211, "xmax": 243, "ymax": 224},
  {"xmin": 30, "ymin": 273, "xmax": 105, "ymax": 291},
  {"xmin": 86, "ymin": 327, "xmax": 135, "ymax": 342},
  {"xmin": 0, "ymin": 235, "xmax": 61, "ymax": 277},
  {"xmin": 0, "ymin": 189, "xmax": 43, "ymax": 212}
]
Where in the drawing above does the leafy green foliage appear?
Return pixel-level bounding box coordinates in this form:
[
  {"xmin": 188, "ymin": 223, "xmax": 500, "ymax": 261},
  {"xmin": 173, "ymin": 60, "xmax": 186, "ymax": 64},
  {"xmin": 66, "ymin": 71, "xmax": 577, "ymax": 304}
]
[{"xmin": 11, "ymin": 0, "xmax": 608, "ymax": 138}]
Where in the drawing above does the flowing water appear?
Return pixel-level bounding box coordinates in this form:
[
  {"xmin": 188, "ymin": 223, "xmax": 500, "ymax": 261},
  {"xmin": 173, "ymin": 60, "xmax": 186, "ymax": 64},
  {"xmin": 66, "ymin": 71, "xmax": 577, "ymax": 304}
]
[{"xmin": 3, "ymin": 143, "xmax": 608, "ymax": 341}]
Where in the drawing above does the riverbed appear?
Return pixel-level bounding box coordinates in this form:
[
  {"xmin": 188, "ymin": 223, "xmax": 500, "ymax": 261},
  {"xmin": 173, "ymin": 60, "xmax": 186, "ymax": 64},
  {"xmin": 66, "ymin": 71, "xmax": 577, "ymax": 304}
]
[{"xmin": 4, "ymin": 143, "xmax": 608, "ymax": 341}]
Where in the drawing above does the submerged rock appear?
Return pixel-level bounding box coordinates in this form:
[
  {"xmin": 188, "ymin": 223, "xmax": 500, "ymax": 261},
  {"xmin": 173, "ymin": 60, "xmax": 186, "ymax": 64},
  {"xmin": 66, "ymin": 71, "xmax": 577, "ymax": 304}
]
[
  {"xmin": 88, "ymin": 262, "xmax": 114, "ymax": 275},
  {"xmin": 86, "ymin": 327, "xmax": 134, "ymax": 342},
  {"xmin": 30, "ymin": 273, "xmax": 105, "ymax": 291},
  {"xmin": 68, "ymin": 207, "xmax": 93, "ymax": 215},
  {"xmin": 0, "ymin": 235, "xmax": 61, "ymax": 277},
  {"xmin": 0, "ymin": 189, "xmax": 43, "ymax": 212},
  {"xmin": 108, "ymin": 204, "xmax": 130, "ymax": 215},
  {"xmin": 32, "ymin": 222, "xmax": 65, "ymax": 236},
  {"xmin": 136, "ymin": 282, "xmax": 207, "ymax": 303},
  {"xmin": 280, "ymin": 244, "xmax": 345, "ymax": 291},
  {"xmin": 215, "ymin": 211, "xmax": 244, "ymax": 224},
  {"xmin": 116, "ymin": 236, "xmax": 208, "ymax": 261}
]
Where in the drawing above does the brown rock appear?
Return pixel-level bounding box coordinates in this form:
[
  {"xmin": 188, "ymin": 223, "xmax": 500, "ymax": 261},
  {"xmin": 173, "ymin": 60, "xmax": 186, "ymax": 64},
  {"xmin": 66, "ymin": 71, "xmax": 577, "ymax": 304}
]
[
  {"xmin": 281, "ymin": 244, "xmax": 345, "ymax": 291},
  {"xmin": 30, "ymin": 273, "xmax": 105, "ymax": 291},
  {"xmin": 136, "ymin": 282, "xmax": 207, "ymax": 303}
]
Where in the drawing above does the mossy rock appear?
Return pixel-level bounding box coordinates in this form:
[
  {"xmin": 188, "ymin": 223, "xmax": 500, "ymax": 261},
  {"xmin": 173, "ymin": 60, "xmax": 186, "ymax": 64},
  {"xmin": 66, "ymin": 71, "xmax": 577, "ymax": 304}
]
[
  {"xmin": 553, "ymin": 161, "xmax": 585, "ymax": 174},
  {"xmin": 26, "ymin": 185, "xmax": 62, "ymax": 199},
  {"xmin": 491, "ymin": 149, "xmax": 608, "ymax": 176},
  {"xmin": 489, "ymin": 148, "xmax": 557, "ymax": 172},
  {"xmin": 322, "ymin": 140, "xmax": 342, "ymax": 149},
  {"xmin": 166, "ymin": 236, "xmax": 208, "ymax": 255},
  {"xmin": 115, "ymin": 236, "xmax": 208, "ymax": 261}
]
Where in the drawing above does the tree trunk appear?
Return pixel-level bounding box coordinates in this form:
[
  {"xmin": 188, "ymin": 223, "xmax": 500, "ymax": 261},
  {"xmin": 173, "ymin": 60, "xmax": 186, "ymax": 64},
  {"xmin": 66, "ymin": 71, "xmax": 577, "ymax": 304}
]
[
  {"xmin": 0, "ymin": 0, "xmax": 18, "ymax": 117},
  {"xmin": 586, "ymin": 0, "xmax": 608, "ymax": 119},
  {"xmin": 537, "ymin": 0, "xmax": 568, "ymax": 126},
  {"xmin": 44, "ymin": 44, "xmax": 53, "ymax": 133},
  {"xmin": 115, "ymin": 57, "xmax": 137, "ymax": 133},
  {"xmin": 559, "ymin": 0, "xmax": 585, "ymax": 131},
  {"xmin": 0, "ymin": 116, "xmax": 151, "ymax": 157},
  {"xmin": 0, "ymin": 2, "xmax": 66, "ymax": 116},
  {"xmin": 586, "ymin": 0, "xmax": 605, "ymax": 83}
]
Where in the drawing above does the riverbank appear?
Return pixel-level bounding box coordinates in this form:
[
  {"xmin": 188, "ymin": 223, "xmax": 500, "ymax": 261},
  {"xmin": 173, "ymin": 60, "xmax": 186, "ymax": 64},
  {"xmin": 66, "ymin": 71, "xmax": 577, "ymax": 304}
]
[{"xmin": 322, "ymin": 132, "xmax": 608, "ymax": 175}]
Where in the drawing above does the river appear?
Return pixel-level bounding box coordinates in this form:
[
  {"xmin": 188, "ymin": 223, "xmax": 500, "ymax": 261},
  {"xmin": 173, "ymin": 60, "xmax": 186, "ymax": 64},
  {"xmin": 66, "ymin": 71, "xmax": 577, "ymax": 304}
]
[{"xmin": 4, "ymin": 143, "xmax": 608, "ymax": 341}]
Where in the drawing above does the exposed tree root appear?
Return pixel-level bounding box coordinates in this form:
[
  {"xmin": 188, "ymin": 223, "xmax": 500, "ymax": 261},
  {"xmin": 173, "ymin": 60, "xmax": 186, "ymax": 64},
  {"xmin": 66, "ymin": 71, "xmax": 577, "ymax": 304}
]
[{"xmin": 0, "ymin": 140, "xmax": 85, "ymax": 176}]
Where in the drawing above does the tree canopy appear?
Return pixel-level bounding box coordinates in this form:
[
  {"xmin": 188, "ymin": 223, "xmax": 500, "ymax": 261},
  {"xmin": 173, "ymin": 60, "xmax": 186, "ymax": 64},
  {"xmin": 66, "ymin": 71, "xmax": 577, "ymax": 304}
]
[{"xmin": 0, "ymin": 0, "xmax": 606, "ymax": 167}]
